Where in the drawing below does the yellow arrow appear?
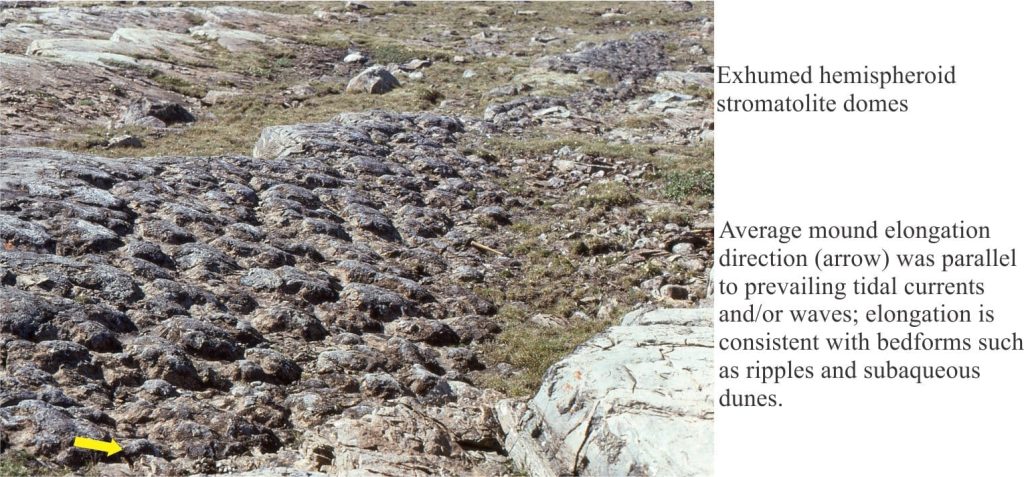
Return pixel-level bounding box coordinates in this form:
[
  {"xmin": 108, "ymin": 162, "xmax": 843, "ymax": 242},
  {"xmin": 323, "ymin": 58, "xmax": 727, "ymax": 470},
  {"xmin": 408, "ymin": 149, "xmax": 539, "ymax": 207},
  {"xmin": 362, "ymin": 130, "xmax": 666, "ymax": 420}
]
[{"xmin": 73, "ymin": 436, "xmax": 123, "ymax": 456}]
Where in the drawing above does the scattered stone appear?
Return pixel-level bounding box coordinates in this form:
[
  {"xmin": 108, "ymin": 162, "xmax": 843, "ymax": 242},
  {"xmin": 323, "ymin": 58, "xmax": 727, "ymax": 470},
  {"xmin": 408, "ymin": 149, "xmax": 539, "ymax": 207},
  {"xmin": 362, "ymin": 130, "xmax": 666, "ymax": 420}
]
[
  {"xmin": 343, "ymin": 52, "xmax": 367, "ymax": 63},
  {"xmin": 660, "ymin": 284, "xmax": 688, "ymax": 300},
  {"xmin": 532, "ymin": 35, "xmax": 560, "ymax": 44},
  {"xmin": 400, "ymin": 58, "xmax": 432, "ymax": 71},
  {"xmin": 656, "ymin": 70, "xmax": 714, "ymax": 89},
  {"xmin": 105, "ymin": 134, "xmax": 142, "ymax": 148},
  {"xmin": 201, "ymin": 89, "xmax": 244, "ymax": 105},
  {"xmin": 485, "ymin": 83, "xmax": 531, "ymax": 98}
]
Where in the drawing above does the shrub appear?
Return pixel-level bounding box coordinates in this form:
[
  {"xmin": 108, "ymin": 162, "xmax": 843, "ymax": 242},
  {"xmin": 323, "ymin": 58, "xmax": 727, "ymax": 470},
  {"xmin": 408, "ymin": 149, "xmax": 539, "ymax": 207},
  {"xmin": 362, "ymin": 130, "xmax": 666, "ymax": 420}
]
[{"xmin": 665, "ymin": 168, "xmax": 713, "ymax": 200}]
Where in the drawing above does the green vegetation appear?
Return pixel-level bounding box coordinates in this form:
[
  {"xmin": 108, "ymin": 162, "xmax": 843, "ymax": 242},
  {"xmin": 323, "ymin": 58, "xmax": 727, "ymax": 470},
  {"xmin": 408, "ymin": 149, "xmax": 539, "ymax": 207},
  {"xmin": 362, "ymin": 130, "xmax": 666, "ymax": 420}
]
[
  {"xmin": 362, "ymin": 42, "xmax": 446, "ymax": 65},
  {"xmin": 619, "ymin": 113, "xmax": 665, "ymax": 129},
  {"xmin": 665, "ymin": 168, "xmax": 713, "ymax": 200},
  {"xmin": 299, "ymin": 31, "xmax": 351, "ymax": 50},
  {"xmin": 645, "ymin": 204, "xmax": 693, "ymax": 226},
  {"xmin": 150, "ymin": 72, "xmax": 206, "ymax": 98},
  {"xmin": 0, "ymin": 452, "xmax": 36, "ymax": 477},
  {"xmin": 479, "ymin": 306, "xmax": 617, "ymax": 397}
]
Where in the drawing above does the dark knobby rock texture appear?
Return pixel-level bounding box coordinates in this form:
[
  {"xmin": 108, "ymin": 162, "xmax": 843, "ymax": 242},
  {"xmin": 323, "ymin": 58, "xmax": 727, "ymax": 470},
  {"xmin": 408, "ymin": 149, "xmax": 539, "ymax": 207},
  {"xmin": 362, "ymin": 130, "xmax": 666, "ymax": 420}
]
[{"xmin": 0, "ymin": 111, "xmax": 510, "ymax": 475}]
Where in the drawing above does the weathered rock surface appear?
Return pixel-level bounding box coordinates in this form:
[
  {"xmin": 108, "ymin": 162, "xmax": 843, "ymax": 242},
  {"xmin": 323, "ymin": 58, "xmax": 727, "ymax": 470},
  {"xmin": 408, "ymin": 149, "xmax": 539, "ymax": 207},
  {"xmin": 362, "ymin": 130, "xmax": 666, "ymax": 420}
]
[{"xmin": 497, "ymin": 308, "xmax": 713, "ymax": 477}]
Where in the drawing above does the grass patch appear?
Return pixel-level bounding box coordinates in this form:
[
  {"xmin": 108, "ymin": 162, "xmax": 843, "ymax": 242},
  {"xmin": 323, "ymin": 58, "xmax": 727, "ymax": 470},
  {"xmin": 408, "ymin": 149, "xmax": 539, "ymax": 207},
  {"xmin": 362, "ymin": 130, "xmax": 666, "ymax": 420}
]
[
  {"xmin": 646, "ymin": 205, "xmax": 693, "ymax": 226},
  {"xmin": 150, "ymin": 72, "xmax": 207, "ymax": 98},
  {"xmin": 573, "ymin": 181, "xmax": 638, "ymax": 210},
  {"xmin": 619, "ymin": 114, "xmax": 665, "ymax": 129},
  {"xmin": 366, "ymin": 43, "xmax": 432, "ymax": 65},
  {"xmin": 414, "ymin": 86, "xmax": 444, "ymax": 106},
  {"xmin": 476, "ymin": 206, "xmax": 678, "ymax": 397},
  {"xmin": 99, "ymin": 59, "xmax": 206, "ymax": 98},
  {"xmin": 299, "ymin": 31, "xmax": 351, "ymax": 50},
  {"xmin": 59, "ymin": 83, "xmax": 433, "ymax": 157},
  {"xmin": 649, "ymin": 143, "xmax": 713, "ymax": 206},
  {"xmin": 479, "ymin": 309, "xmax": 616, "ymax": 397}
]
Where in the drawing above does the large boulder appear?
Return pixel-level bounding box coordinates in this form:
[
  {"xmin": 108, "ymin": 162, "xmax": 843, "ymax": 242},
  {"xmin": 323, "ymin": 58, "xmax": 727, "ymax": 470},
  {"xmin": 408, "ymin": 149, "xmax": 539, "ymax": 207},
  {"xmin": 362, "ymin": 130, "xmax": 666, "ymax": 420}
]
[
  {"xmin": 121, "ymin": 98, "xmax": 195, "ymax": 127},
  {"xmin": 497, "ymin": 307, "xmax": 713, "ymax": 477},
  {"xmin": 346, "ymin": 66, "xmax": 400, "ymax": 94}
]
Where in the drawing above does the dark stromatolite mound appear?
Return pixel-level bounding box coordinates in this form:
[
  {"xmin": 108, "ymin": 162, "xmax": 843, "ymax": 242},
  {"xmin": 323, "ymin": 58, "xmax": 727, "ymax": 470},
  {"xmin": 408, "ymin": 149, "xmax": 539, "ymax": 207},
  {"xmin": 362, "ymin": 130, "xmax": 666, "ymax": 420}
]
[{"xmin": 535, "ymin": 32, "xmax": 674, "ymax": 81}]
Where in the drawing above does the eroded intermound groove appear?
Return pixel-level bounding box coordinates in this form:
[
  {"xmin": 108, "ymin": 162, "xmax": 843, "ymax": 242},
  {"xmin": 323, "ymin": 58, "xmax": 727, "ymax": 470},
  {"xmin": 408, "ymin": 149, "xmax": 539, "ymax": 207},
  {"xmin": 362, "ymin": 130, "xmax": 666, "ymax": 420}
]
[{"xmin": 0, "ymin": 111, "xmax": 514, "ymax": 475}]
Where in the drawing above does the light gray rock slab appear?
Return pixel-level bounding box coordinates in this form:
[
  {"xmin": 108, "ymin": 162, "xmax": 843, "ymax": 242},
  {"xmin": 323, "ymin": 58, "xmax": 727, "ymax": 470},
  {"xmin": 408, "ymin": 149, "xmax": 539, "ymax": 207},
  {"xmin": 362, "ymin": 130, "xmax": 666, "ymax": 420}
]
[
  {"xmin": 656, "ymin": 70, "xmax": 713, "ymax": 89},
  {"xmin": 498, "ymin": 307, "xmax": 713, "ymax": 477},
  {"xmin": 189, "ymin": 25, "xmax": 272, "ymax": 53}
]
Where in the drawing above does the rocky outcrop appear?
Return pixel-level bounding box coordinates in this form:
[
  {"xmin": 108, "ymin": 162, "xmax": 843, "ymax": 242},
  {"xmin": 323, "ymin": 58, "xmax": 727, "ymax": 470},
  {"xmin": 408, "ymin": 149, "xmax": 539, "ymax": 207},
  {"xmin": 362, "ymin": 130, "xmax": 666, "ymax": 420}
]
[
  {"xmin": 535, "ymin": 32, "xmax": 674, "ymax": 81},
  {"xmin": 0, "ymin": 111, "xmax": 514, "ymax": 475},
  {"xmin": 497, "ymin": 307, "xmax": 713, "ymax": 477}
]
